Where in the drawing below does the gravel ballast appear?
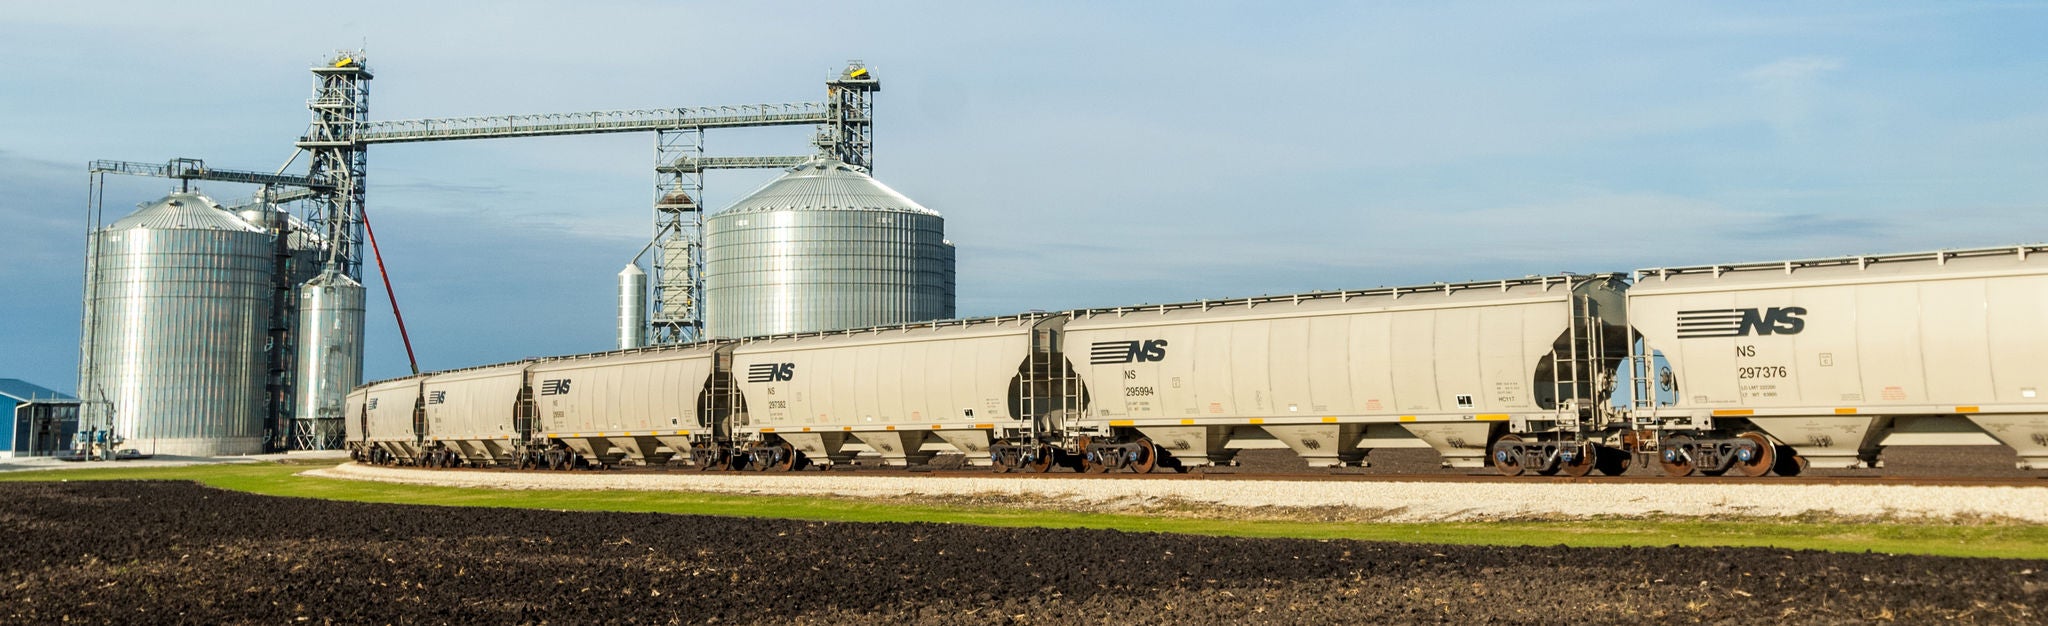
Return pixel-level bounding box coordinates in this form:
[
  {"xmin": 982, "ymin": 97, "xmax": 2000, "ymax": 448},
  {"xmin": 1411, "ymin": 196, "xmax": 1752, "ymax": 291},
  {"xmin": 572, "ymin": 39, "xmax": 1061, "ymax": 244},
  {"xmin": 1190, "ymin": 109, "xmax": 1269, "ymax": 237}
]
[{"xmin": 312, "ymin": 463, "xmax": 2048, "ymax": 522}]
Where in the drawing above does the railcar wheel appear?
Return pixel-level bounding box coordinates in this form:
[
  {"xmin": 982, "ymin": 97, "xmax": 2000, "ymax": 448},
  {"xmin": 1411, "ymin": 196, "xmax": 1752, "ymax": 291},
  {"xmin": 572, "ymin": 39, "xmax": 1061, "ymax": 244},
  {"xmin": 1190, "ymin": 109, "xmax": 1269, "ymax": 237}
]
[
  {"xmin": 990, "ymin": 445, "xmax": 1022, "ymax": 473},
  {"xmin": 1490, "ymin": 434, "xmax": 1526, "ymax": 477},
  {"xmin": 1659, "ymin": 435, "xmax": 1697, "ymax": 477},
  {"xmin": 1560, "ymin": 441, "xmax": 1598, "ymax": 478},
  {"xmin": 768, "ymin": 442, "xmax": 801, "ymax": 472},
  {"xmin": 694, "ymin": 446, "xmax": 728, "ymax": 471},
  {"xmin": 1734, "ymin": 432, "xmax": 1776, "ymax": 478},
  {"xmin": 1076, "ymin": 436, "xmax": 1105, "ymax": 474},
  {"xmin": 1025, "ymin": 445, "xmax": 1057, "ymax": 473},
  {"xmin": 1129, "ymin": 438, "xmax": 1159, "ymax": 474}
]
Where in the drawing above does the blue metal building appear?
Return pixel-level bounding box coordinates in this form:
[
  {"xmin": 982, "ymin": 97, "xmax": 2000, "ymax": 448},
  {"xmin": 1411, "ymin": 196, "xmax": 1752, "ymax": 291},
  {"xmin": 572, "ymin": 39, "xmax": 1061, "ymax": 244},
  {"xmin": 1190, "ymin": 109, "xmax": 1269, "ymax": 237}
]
[{"xmin": 0, "ymin": 379, "xmax": 80, "ymax": 458}]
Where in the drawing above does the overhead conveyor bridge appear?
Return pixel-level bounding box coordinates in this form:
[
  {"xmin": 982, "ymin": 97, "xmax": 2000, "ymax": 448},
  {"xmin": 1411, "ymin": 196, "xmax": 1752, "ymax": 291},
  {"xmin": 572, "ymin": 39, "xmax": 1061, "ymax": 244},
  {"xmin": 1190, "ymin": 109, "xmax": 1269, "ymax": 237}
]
[
  {"xmin": 88, "ymin": 158, "xmax": 325, "ymax": 189},
  {"xmin": 353, "ymin": 103, "xmax": 830, "ymax": 144}
]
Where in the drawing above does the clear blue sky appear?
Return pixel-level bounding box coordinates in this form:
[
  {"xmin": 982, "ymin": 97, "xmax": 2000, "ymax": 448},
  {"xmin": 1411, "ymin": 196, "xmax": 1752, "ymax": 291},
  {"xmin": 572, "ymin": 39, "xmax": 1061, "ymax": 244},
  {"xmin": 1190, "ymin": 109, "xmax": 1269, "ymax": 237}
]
[{"xmin": 4, "ymin": 2, "xmax": 2046, "ymax": 391}]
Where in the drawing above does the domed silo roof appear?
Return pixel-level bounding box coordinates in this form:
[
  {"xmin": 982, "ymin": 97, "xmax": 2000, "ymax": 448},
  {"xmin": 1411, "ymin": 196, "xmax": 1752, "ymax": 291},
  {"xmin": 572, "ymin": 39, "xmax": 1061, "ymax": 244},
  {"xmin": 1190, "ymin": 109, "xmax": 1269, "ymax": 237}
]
[
  {"xmin": 715, "ymin": 158, "xmax": 939, "ymax": 217},
  {"xmin": 108, "ymin": 192, "xmax": 265, "ymax": 232}
]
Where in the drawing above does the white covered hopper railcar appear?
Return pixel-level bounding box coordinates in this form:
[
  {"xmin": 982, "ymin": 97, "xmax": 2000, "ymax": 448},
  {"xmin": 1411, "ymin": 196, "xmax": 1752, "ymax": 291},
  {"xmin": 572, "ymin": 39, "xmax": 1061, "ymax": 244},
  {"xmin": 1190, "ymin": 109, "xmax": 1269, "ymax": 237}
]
[
  {"xmin": 420, "ymin": 361, "xmax": 532, "ymax": 466},
  {"xmin": 357, "ymin": 376, "xmax": 426, "ymax": 465},
  {"xmin": 1630, "ymin": 245, "xmax": 2048, "ymax": 472},
  {"xmin": 726, "ymin": 314, "xmax": 1070, "ymax": 469},
  {"xmin": 1058, "ymin": 274, "xmax": 1630, "ymax": 472},
  {"xmin": 526, "ymin": 346, "xmax": 724, "ymax": 467}
]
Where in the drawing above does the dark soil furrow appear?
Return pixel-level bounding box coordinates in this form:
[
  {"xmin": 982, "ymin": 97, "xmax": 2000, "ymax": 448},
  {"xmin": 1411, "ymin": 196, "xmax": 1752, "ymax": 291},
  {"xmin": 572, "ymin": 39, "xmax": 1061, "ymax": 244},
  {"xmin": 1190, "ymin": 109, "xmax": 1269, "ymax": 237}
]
[{"xmin": 0, "ymin": 481, "xmax": 2039, "ymax": 624}]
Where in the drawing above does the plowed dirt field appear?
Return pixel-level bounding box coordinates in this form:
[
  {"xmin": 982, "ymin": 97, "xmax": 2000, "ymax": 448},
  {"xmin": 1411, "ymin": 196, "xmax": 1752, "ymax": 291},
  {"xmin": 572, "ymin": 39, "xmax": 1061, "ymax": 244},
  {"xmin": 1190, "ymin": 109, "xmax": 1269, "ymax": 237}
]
[{"xmin": 1, "ymin": 481, "xmax": 2040, "ymax": 624}]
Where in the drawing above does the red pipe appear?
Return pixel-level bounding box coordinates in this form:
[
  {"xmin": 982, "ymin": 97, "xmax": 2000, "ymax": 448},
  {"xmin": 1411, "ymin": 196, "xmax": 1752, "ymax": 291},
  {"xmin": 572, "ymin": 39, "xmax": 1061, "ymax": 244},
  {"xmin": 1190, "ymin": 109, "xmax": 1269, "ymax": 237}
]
[{"xmin": 359, "ymin": 204, "xmax": 420, "ymax": 376}]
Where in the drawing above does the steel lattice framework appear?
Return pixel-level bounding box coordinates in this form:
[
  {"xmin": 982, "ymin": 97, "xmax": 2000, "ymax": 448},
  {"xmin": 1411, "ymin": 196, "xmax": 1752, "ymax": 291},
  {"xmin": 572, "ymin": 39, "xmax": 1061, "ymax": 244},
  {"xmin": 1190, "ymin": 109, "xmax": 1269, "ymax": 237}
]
[{"xmin": 303, "ymin": 54, "xmax": 876, "ymax": 345}]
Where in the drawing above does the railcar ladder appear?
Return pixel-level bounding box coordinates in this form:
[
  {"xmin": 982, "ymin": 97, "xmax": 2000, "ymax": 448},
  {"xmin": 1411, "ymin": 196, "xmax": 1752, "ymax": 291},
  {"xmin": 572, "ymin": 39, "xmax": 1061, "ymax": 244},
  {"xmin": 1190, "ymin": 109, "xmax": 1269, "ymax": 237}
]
[
  {"xmin": 1548, "ymin": 294, "xmax": 1608, "ymax": 434},
  {"xmin": 1624, "ymin": 330, "xmax": 1664, "ymax": 453}
]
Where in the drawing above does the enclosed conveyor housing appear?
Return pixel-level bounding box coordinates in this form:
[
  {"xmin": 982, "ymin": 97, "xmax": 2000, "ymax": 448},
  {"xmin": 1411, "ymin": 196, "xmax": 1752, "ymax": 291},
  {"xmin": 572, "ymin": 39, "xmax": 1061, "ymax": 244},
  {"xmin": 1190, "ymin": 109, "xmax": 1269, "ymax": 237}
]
[
  {"xmin": 420, "ymin": 361, "xmax": 533, "ymax": 465},
  {"xmin": 1630, "ymin": 245, "xmax": 2048, "ymax": 470},
  {"xmin": 528, "ymin": 345, "xmax": 722, "ymax": 466},
  {"xmin": 1061, "ymin": 274, "xmax": 1629, "ymax": 469},
  {"xmin": 729, "ymin": 314, "xmax": 1069, "ymax": 467}
]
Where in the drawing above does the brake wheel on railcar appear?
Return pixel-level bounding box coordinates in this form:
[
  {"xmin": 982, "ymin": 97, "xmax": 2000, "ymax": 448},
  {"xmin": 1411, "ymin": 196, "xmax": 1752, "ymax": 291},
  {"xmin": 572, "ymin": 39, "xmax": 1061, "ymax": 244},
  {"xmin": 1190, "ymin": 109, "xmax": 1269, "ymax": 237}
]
[
  {"xmin": 1659, "ymin": 435, "xmax": 1697, "ymax": 477},
  {"xmin": 1490, "ymin": 434, "xmax": 1526, "ymax": 477}
]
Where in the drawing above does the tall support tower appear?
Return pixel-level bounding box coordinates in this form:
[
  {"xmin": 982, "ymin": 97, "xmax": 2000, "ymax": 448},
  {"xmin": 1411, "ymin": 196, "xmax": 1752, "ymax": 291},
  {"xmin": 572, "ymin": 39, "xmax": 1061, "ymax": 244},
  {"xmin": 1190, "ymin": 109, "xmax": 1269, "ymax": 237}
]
[
  {"xmin": 299, "ymin": 53, "xmax": 371, "ymax": 276},
  {"xmin": 817, "ymin": 61, "xmax": 879, "ymax": 171},
  {"xmin": 292, "ymin": 51, "xmax": 372, "ymax": 450},
  {"xmin": 650, "ymin": 129, "xmax": 706, "ymax": 343}
]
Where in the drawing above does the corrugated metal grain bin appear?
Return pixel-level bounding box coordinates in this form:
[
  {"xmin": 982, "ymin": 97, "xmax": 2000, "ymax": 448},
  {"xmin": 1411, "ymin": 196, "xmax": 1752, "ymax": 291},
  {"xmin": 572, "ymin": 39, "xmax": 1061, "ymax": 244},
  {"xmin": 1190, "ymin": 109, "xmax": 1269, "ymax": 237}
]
[
  {"xmin": 294, "ymin": 267, "xmax": 366, "ymax": 449},
  {"xmin": 703, "ymin": 158, "xmax": 955, "ymax": 339},
  {"xmin": 77, "ymin": 192, "xmax": 273, "ymax": 456}
]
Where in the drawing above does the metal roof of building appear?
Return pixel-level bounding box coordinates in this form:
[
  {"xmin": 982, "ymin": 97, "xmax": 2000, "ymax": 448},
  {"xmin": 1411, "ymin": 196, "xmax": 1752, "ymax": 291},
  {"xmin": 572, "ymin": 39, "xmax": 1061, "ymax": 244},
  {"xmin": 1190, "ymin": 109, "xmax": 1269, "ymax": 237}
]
[
  {"xmin": 714, "ymin": 157, "xmax": 938, "ymax": 216},
  {"xmin": 0, "ymin": 379, "xmax": 78, "ymax": 404},
  {"xmin": 106, "ymin": 192, "xmax": 266, "ymax": 232}
]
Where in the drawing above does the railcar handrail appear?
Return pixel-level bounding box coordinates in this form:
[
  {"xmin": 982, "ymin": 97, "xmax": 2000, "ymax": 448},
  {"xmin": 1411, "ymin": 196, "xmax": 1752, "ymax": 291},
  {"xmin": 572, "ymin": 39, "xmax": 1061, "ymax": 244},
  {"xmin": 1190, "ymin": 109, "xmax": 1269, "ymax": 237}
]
[
  {"xmin": 1067, "ymin": 273, "xmax": 1623, "ymax": 319},
  {"xmin": 1634, "ymin": 245, "xmax": 2048, "ymax": 281}
]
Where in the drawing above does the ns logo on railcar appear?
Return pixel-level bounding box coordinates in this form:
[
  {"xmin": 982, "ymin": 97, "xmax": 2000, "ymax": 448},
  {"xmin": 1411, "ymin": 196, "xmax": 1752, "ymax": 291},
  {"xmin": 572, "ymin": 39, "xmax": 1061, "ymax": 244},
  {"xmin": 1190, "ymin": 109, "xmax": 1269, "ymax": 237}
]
[
  {"xmin": 1676, "ymin": 307, "xmax": 1806, "ymax": 339},
  {"xmin": 748, "ymin": 363, "xmax": 797, "ymax": 383},
  {"xmin": 1091, "ymin": 340, "xmax": 1169, "ymax": 365}
]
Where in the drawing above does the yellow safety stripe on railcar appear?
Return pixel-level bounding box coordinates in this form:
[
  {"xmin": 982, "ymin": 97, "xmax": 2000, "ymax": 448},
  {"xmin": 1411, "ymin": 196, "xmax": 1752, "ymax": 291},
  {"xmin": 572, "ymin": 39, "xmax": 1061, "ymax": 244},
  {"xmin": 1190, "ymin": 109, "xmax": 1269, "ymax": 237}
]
[
  {"xmin": 1475, "ymin": 414, "xmax": 1509, "ymax": 421},
  {"xmin": 1956, "ymin": 406, "xmax": 1981, "ymax": 413},
  {"xmin": 1711, "ymin": 409, "xmax": 1754, "ymax": 417}
]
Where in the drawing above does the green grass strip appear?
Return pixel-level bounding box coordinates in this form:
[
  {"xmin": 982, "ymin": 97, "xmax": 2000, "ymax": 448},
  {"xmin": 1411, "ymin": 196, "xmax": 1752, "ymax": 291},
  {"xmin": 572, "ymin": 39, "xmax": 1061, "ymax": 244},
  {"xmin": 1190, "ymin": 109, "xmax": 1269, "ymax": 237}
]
[{"xmin": 6, "ymin": 461, "xmax": 2045, "ymax": 559}]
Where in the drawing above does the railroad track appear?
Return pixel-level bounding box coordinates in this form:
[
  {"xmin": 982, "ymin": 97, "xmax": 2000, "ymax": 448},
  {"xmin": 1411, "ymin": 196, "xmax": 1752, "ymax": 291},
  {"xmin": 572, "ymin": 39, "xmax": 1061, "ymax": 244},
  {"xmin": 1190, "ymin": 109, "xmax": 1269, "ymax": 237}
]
[{"xmin": 402, "ymin": 462, "xmax": 2048, "ymax": 488}]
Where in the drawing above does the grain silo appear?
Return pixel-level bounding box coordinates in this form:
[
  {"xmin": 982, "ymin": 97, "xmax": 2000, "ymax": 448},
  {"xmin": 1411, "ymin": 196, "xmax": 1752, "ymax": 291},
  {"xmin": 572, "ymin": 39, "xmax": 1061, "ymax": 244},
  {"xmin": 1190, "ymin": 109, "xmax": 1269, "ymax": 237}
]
[
  {"xmin": 702, "ymin": 158, "xmax": 955, "ymax": 339},
  {"xmin": 77, "ymin": 192, "xmax": 273, "ymax": 455},
  {"xmin": 292, "ymin": 264, "xmax": 365, "ymax": 448}
]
